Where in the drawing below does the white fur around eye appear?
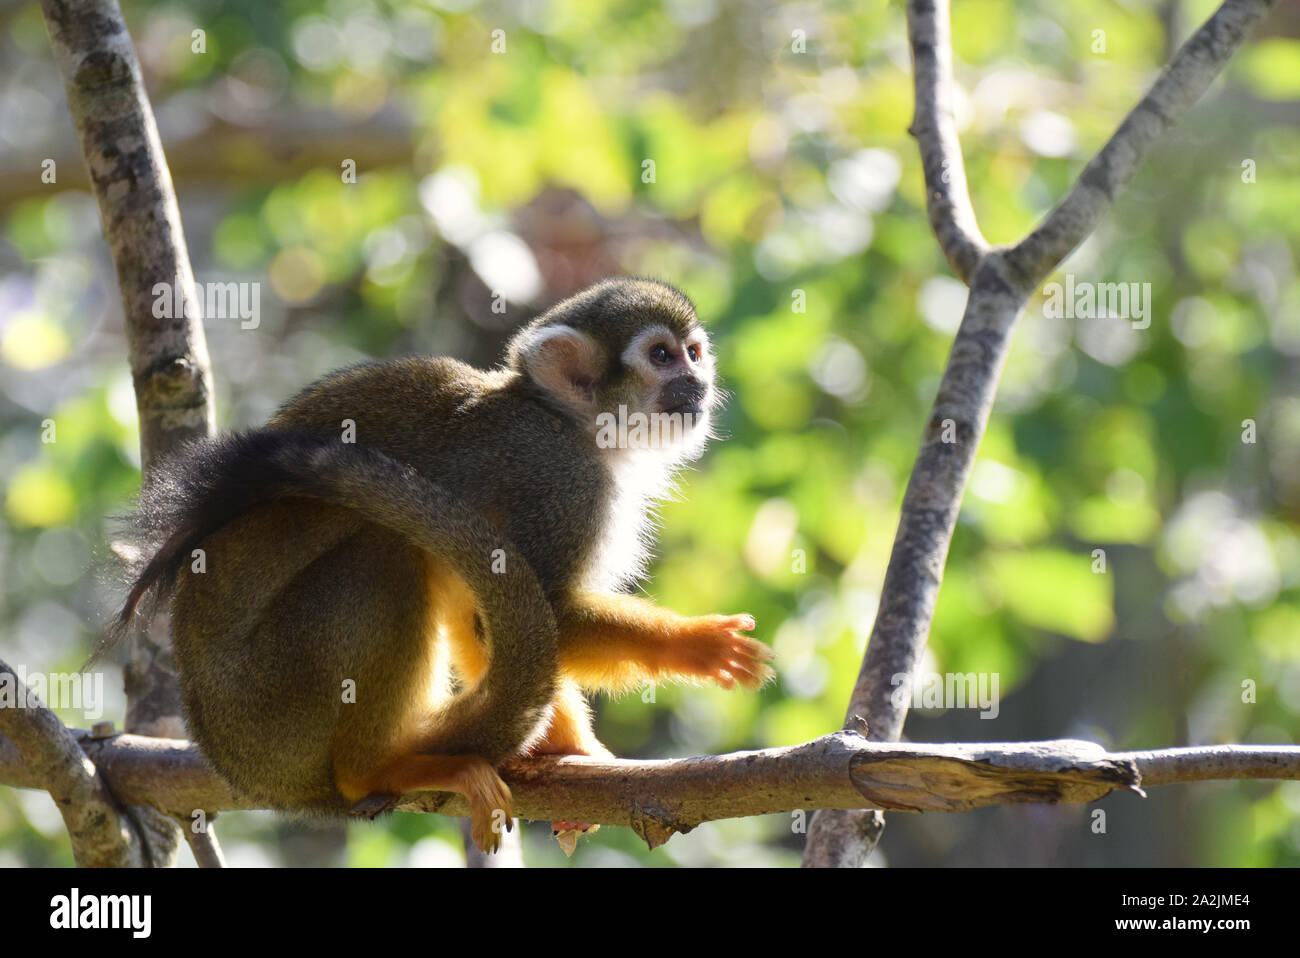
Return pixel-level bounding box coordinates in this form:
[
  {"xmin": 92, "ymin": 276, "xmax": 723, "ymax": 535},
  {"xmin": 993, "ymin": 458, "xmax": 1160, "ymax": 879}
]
[
  {"xmin": 683, "ymin": 329, "xmax": 712, "ymax": 370},
  {"xmin": 620, "ymin": 325, "xmax": 677, "ymax": 380}
]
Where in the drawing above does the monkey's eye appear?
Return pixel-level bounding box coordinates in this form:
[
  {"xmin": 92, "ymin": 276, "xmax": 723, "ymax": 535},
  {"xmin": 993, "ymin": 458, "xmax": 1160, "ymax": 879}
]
[
  {"xmin": 686, "ymin": 344, "xmax": 701, "ymax": 363},
  {"xmin": 649, "ymin": 344, "xmax": 672, "ymax": 365}
]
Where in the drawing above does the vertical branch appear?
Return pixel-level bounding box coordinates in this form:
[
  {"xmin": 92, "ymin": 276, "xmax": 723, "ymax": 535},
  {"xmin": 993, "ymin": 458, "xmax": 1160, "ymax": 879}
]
[
  {"xmin": 803, "ymin": 261, "xmax": 1026, "ymax": 868},
  {"xmin": 803, "ymin": 0, "xmax": 1278, "ymax": 867},
  {"xmin": 803, "ymin": 0, "xmax": 1003, "ymax": 870},
  {"xmin": 181, "ymin": 820, "xmax": 228, "ymax": 868},
  {"xmin": 40, "ymin": 0, "xmax": 215, "ymax": 467},
  {"xmin": 40, "ymin": 0, "xmax": 217, "ymax": 866}
]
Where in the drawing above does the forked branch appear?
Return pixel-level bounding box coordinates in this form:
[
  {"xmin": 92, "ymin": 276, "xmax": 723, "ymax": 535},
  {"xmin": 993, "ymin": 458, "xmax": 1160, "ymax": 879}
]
[{"xmin": 803, "ymin": 0, "xmax": 1280, "ymax": 866}]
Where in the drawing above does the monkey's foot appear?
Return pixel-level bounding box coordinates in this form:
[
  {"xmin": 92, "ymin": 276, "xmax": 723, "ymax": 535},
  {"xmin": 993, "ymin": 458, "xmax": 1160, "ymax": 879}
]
[
  {"xmin": 673, "ymin": 613, "xmax": 775, "ymax": 690},
  {"xmin": 459, "ymin": 764, "xmax": 515, "ymax": 854},
  {"xmin": 342, "ymin": 753, "xmax": 513, "ymax": 854},
  {"xmin": 552, "ymin": 823, "xmax": 599, "ymax": 857}
]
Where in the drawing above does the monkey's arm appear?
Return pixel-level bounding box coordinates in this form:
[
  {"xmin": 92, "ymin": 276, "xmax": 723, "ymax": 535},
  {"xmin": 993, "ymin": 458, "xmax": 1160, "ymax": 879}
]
[{"xmin": 554, "ymin": 592, "xmax": 773, "ymax": 693}]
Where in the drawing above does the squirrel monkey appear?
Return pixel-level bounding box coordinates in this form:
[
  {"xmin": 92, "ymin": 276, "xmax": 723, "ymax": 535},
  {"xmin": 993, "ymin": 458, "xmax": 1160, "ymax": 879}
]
[{"xmin": 103, "ymin": 277, "xmax": 774, "ymax": 854}]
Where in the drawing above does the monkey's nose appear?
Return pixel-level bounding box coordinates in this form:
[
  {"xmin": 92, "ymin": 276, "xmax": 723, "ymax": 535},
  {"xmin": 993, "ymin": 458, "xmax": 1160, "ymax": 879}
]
[{"xmin": 661, "ymin": 376, "xmax": 707, "ymax": 414}]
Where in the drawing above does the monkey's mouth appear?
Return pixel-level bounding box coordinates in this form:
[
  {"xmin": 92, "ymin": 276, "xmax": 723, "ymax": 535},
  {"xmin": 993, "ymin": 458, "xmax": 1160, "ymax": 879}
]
[{"xmin": 662, "ymin": 402, "xmax": 703, "ymax": 417}]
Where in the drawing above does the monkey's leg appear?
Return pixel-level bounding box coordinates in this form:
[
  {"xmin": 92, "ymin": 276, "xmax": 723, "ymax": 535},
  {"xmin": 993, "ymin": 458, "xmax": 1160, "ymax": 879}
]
[
  {"xmin": 529, "ymin": 679, "xmax": 610, "ymax": 850},
  {"xmin": 531, "ymin": 679, "xmax": 611, "ymax": 758},
  {"xmin": 443, "ymin": 612, "xmax": 609, "ymax": 758},
  {"xmin": 435, "ymin": 568, "xmax": 490, "ymax": 690},
  {"xmin": 436, "ymin": 589, "xmax": 608, "ymax": 852},
  {"xmin": 338, "ymin": 754, "xmax": 512, "ymax": 854},
  {"xmin": 427, "ymin": 606, "xmax": 607, "ymax": 851},
  {"xmin": 444, "ymin": 632, "xmax": 610, "ymax": 850},
  {"xmin": 557, "ymin": 592, "xmax": 773, "ymax": 692}
]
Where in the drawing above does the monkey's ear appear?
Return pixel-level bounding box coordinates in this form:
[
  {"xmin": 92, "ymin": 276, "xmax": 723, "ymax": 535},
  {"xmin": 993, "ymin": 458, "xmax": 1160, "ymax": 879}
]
[{"xmin": 510, "ymin": 325, "xmax": 603, "ymax": 413}]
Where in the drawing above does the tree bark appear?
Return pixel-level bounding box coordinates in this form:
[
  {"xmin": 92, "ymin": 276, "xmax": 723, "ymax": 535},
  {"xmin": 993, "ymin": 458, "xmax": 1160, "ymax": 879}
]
[
  {"xmin": 802, "ymin": 0, "xmax": 1280, "ymax": 867},
  {"xmin": 39, "ymin": 0, "xmax": 218, "ymax": 867},
  {"xmin": 2, "ymin": 730, "xmax": 1296, "ymax": 850},
  {"xmin": 0, "ymin": 662, "xmax": 146, "ymax": 866}
]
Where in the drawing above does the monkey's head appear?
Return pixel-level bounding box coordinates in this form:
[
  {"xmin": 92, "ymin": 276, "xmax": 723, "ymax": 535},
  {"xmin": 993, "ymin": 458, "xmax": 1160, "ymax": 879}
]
[{"xmin": 507, "ymin": 278, "xmax": 720, "ymax": 461}]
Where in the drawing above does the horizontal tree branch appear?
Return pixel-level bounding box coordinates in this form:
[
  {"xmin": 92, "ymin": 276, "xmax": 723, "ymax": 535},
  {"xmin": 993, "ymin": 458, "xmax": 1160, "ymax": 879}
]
[
  {"xmin": 0, "ymin": 105, "xmax": 416, "ymax": 206},
  {"xmin": 1112, "ymin": 745, "xmax": 1300, "ymax": 784},
  {"xmin": 2, "ymin": 730, "xmax": 1296, "ymax": 850}
]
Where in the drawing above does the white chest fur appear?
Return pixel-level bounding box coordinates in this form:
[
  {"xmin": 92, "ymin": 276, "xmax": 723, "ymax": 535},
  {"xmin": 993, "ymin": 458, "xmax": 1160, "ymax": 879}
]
[{"xmin": 580, "ymin": 449, "xmax": 676, "ymax": 593}]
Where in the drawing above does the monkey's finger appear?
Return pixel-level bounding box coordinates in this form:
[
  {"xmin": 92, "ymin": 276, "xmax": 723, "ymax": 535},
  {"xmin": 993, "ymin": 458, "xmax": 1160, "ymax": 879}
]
[
  {"xmin": 732, "ymin": 637, "xmax": 775, "ymax": 660},
  {"xmin": 476, "ymin": 810, "xmax": 510, "ymax": 853},
  {"xmin": 698, "ymin": 613, "xmax": 756, "ymax": 635},
  {"xmin": 727, "ymin": 658, "xmax": 777, "ymax": 690},
  {"xmin": 725, "ymin": 658, "xmax": 767, "ymax": 684},
  {"xmin": 726, "ymin": 644, "xmax": 775, "ymax": 672},
  {"xmin": 472, "ymin": 816, "xmax": 499, "ymax": 854}
]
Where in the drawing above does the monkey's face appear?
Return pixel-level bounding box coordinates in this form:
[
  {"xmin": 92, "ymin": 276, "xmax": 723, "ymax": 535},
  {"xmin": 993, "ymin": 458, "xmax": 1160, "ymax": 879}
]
[
  {"xmin": 604, "ymin": 323, "xmax": 717, "ymax": 455},
  {"xmin": 508, "ymin": 279, "xmax": 720, "ymax": 461}
]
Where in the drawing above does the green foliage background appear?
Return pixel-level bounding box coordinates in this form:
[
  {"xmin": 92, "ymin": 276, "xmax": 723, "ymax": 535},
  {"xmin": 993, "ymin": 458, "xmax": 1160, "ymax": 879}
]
[{"xmin": 0, "ymin": 0, "xmax": 1297, "ymax": 866}]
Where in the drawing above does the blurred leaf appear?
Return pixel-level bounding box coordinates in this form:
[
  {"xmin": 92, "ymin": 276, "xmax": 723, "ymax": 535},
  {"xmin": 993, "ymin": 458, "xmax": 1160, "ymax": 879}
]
[
  {"xmin": 6, "ymin": 464, "xmax": 76, "ymax": 528},
  {"xmin": 984, "ymin": 548, "xmax": 1114, "ymax": 642},
  {"xmin": 1, "ymin": 314, "xmax": 69, "ymax": 370},
  {"xmin": 1236, "ymin": 39, "xmax": 1300, "ymax": 100}
]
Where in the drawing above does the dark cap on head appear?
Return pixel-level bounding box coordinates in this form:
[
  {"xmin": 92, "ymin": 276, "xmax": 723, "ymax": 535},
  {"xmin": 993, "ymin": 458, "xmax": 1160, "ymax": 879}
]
[{"xmin": 527, "ymin": 278, "xmax": 700, "ymax": 344}]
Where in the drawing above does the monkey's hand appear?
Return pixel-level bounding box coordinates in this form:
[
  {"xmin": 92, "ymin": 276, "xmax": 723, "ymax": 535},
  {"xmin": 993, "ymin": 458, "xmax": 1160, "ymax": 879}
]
[
  {"xmin": 558, "ymin": 595, "xmax": 774, "ymax": 693},
  {"xmin": 667, "ymin": 613, "xmax": 774, "ymax": 690}
]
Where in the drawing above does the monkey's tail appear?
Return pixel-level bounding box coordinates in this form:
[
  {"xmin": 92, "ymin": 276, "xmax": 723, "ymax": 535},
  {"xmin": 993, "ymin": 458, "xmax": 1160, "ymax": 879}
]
[{"xmin": 95, "ymin": 430, "xmax": 558, "ymax": 762}]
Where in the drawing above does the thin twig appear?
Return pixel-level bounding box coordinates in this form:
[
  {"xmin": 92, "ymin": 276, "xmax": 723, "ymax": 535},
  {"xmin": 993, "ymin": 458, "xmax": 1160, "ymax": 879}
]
[
  {"xmin": 1003, "ymin": 0, "xmax": 1279, "ymax": 292},
  {"xmin": 180, "ymin": 820, "xmax": 227, "ymax": 868},
  {"xmin": 905, "ymin": 0, "xmax": 990, "ymax": 284}
]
